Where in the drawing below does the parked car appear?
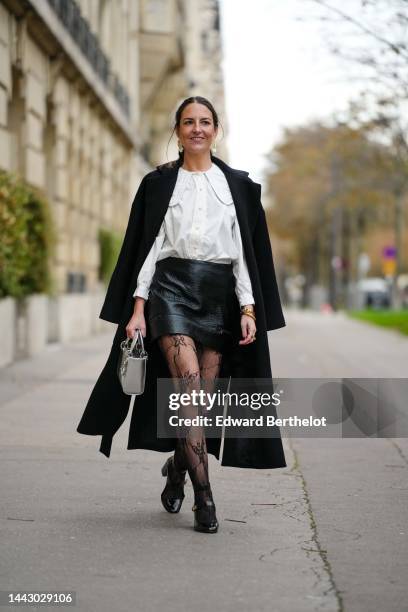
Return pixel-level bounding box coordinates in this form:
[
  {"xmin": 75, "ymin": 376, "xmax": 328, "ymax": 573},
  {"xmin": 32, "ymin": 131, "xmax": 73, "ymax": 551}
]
[{"xmin": 357, "ymin": 278, "xmax": 391, "ymax": 309}]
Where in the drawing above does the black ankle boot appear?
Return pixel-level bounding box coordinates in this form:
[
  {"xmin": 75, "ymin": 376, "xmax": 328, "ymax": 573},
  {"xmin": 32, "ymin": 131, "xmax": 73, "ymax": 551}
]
[
  {"xmin": 192, "ymin": 486, "xmax": 219, "ymax": 533},
  {"xmin": 160, "ymin": 456, "xmax": 187, "ymax": 514}
]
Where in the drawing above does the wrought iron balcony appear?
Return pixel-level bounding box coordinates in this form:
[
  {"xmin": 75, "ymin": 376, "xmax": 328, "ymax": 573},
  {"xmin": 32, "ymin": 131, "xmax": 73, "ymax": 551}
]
[{"xmin": 46, "ymin": 0, "xmax": 130, "ymax": 118}]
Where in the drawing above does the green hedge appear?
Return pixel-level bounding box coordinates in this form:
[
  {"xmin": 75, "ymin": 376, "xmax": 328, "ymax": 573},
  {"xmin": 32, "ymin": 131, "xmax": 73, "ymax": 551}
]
[
  {"xmin": 98, "ymin": 227, "xmax": 122, "ymax": 286},
  {"xmin": 0, "ymin": 170, "xmax": 56, "ymax": 298}
]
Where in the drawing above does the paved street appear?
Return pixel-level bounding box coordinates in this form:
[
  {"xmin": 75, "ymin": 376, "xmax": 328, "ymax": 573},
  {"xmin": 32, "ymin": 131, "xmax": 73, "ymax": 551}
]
[{"xmin": 1, "ymin": 309, "xmax": 407, "ymax": 612}]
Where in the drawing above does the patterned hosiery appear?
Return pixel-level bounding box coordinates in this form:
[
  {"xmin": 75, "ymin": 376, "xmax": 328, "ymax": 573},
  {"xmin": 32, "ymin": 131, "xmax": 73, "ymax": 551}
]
[
  {"xmin": 196, "ymin": 342, "xmax": 223, "ymax": 503},
  {"xmin": 157, "ymin": 334, "xmax": 223, "ymax": 507}
]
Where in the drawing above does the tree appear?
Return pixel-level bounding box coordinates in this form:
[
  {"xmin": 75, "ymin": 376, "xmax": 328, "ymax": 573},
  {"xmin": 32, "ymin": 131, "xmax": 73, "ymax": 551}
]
[
  {"xmin": 265, "ymin": 120, "xmax": 396, "ymax": 308},
  {"xmin": 303, "ymin": 0, "xmax": 408, "ymax": 279}
]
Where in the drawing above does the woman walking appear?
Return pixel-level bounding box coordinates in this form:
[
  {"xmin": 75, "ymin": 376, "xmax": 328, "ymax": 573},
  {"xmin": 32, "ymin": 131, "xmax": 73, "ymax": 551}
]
[{"xmin": 77, "ymin": 96, "xmax": 287, "ymax": 534}]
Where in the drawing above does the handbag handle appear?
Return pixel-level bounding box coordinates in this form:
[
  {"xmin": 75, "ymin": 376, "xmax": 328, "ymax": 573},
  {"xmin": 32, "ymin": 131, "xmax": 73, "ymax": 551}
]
[{"xmin": 127, "ymin": 328, "xmax": 146, "ymax": 356}]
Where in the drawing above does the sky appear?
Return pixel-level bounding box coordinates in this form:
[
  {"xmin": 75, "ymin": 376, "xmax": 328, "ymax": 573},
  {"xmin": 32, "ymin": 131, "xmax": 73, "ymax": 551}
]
[{"xmin": 220, "ymin": 0, "xmax": 366, "ymax": 184}]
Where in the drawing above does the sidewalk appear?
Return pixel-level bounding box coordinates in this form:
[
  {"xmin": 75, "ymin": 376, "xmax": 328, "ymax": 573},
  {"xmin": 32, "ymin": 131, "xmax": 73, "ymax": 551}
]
[{"xmin": 1, "ymin": 310, "xmax": 407, "ymax": 611}]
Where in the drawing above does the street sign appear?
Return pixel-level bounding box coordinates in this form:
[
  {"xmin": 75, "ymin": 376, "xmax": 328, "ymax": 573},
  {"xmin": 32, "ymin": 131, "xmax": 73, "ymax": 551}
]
[
  {"xmin": 331, "ymin": 255, "xmax": 343, "ymax": 270},
  {"xmin": 382, "ymin": 259, "xmax": 396, "ymax": 276},
  {"xmin": 382, "ymin": 246, "xmax": 397, "ymax": 259}
]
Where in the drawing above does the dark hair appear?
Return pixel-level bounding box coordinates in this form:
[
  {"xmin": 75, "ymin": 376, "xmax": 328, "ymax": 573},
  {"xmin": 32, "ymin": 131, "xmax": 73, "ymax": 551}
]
[{"xmin": 166, "ymin": 96, "xmax": 224, "ymax": 161}]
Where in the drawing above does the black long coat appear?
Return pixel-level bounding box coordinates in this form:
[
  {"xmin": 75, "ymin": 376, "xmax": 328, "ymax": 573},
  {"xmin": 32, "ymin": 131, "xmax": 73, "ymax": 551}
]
[{"xmin": 77, "ymin": 155, "xmax": 287, "ymax": 469}]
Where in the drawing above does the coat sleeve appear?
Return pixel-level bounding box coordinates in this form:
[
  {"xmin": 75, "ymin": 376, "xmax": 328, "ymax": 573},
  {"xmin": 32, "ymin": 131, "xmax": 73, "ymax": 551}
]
[
  {"xmin": 252, "ymin": 200, "xmax": 286, "ymax": 331},
  {"xmin": 99, "ymin": 175, "xmax": 147, "ymax": 324}
]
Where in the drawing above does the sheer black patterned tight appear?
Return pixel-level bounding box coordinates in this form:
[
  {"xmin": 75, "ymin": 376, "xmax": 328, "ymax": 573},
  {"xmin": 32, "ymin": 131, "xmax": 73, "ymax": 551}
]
[{"xmin": 158, "ymin": 334, "xmax": 222, "ymax": 506}]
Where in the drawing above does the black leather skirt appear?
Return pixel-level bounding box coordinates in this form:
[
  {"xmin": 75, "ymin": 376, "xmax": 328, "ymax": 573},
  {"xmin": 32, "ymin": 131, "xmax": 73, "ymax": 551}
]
[{"xmin": 146, "ymin": 256, "xmax": 235, "ymax": 352}]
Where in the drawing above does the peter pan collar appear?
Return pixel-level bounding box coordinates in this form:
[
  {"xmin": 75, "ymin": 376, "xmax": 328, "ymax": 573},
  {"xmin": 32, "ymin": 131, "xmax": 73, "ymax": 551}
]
[{"xmin": 179, "ymin": 163, "xmax": 233, "ymax": 204}]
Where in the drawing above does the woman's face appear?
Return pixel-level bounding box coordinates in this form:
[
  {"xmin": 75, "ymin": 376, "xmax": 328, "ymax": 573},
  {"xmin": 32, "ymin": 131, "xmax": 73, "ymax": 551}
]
[{"xmin": 176, "ymin": 103, "xmax": 218, "ymax": 155}]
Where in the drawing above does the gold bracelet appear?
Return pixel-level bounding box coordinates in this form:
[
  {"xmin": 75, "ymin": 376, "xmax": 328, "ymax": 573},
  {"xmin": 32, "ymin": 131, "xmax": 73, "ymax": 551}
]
[
  {"xmin": 241, "ymin": 306, "xmax": 256, "ymax": 321},
  {"xmin": 241, "ymin": 305, "xmax": 255, "ymax": 313}
]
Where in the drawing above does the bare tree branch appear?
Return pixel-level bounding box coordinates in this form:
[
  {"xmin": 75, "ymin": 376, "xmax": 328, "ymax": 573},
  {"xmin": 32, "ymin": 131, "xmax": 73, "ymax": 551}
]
[{"xmin": 310, "ymin": 0, "xmax": 408, "ymax": 61}]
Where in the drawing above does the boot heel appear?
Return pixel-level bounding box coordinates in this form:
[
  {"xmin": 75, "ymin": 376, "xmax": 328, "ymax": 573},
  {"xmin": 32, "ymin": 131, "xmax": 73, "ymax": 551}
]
[
  {"xmin": 160, "ymin": 457, "xmax": 186, "ymax": 514},
  {"xmin": 192, "ymin": 500, "xmax": 219, "ymax": 533},
  {"xmin": 161, "ymin": 459, "xmax": 169, "ymax": 477}
]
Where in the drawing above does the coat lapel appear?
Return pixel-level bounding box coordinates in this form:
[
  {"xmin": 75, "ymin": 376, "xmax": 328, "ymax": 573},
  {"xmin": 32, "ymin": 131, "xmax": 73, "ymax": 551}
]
[
  {"xmin": 212, "ymin": 156, "xmax": 259, "ymax": 234},
  {"xmin": 143, "ymin": 162, "xmax": 180, "ymax": 253}
]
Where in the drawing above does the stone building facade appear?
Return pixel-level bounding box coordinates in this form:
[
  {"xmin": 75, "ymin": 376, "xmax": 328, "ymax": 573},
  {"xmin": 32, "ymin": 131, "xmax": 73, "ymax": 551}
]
[{"xmin": 0, "ymin": 0, "xmax": 227, "ymax": 298}]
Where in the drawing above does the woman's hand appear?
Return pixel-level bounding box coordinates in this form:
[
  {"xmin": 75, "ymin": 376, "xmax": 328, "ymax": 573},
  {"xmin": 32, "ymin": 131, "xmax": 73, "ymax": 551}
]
[
  {"xmin": 239, "ymin": 309, "xmax": 257, "ymax": 345},
  {"xmin": 126, "ymin": 298, "xmax": 147, "ymax": 338}
]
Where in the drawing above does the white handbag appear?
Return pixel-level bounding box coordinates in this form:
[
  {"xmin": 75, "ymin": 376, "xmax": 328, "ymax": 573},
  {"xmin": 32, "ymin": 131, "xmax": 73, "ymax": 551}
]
[{"xmin": 117, "ymin": 329, "xmax": 148, "ymax": 396}]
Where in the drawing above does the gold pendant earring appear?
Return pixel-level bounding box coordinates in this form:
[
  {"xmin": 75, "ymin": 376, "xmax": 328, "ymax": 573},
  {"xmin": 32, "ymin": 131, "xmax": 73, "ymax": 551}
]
[
  {"xmin": 211, "ymin": 140, "xmax": 217, "ymax": 154},
  {"xmin": 178, "ymin": 139, "xmax": 184, "ymax": 153}
]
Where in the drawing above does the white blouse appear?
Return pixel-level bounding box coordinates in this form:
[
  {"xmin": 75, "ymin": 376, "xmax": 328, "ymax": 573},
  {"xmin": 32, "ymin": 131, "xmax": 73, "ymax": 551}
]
[{"xmin": 133, "ymin": 162, "xmax": 255, "ymax": 307}]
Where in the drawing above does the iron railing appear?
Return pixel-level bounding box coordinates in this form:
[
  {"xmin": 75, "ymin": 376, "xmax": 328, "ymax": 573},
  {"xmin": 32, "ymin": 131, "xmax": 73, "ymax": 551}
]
[{"xmin": 46, "ymin": 0, "xmax": 130, "ymax": 118}]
